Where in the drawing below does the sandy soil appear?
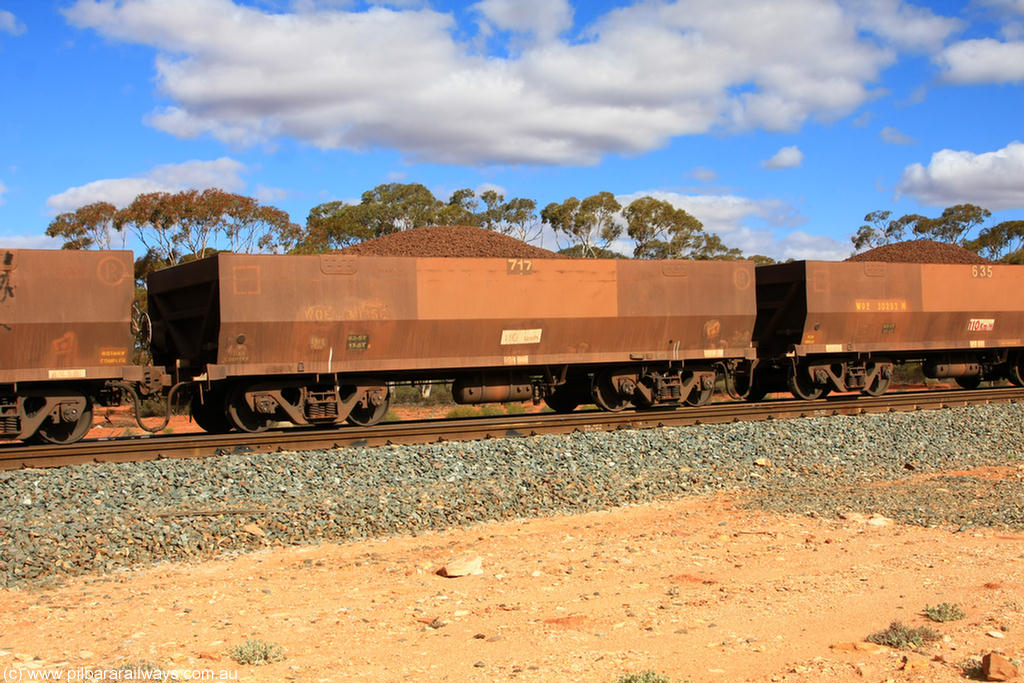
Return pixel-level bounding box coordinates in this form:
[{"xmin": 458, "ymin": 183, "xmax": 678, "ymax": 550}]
[{"xmin": 2, "ymin": 479, "xmax": 1022, "ymax": 683}]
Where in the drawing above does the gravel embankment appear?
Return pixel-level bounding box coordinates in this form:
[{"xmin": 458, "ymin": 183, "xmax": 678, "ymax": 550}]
[{"xmin": 1, "ymin": 402, "xmax": 1022, "ymax": 587}]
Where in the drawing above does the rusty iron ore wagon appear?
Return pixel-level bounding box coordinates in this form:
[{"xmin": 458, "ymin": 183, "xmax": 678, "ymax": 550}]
[
  {"xmin": 0, "ymin": 249, "xmax": 159, "ymax": 443},
  {"xmin": 148, "ymin": 254, "xmax": 758, "ymax": 432},
  {"xmin": 744, "ymin": 260, "xmax": 1024, "ymax": 400}
]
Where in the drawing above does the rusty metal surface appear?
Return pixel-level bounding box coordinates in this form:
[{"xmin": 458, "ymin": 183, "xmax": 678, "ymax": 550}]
[
  {"xmin": 3, "ymin": 386, "xmax": 1021, "ymax": 470},
  {"xmin": 754, "ymin": 261, "xmax": 1024, "ymax": 356},
  {"xmin": 149, "ymin": 254, "xmax": 757, "ymax": 379},
  {"xmin": 0, "ymin": 249, "xmax": 136, "ymax": 383}
]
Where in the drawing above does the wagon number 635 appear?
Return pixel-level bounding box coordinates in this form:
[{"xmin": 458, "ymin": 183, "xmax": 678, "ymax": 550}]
[{"xmin": 971, "ymin": 265, "xmax": 993, "ymax": 279}]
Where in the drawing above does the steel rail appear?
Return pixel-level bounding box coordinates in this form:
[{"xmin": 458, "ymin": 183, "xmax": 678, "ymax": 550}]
[{"xmin": 1, "ymin": 386, "xmax": 1021, "ymax": 470}]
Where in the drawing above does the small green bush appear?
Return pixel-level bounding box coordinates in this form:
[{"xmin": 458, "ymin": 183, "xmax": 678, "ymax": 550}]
[
  {"xmin": 923, "ymin": 602, "xmax": 966, "ymax": 622},
  {"xmin": 229, "ymin": 639, "xmax": 284, "ymax": 666},
  {"xmin": 445, "ymin": 404, "xmax": 503, "ymax": 418},
  {"xmin": 614, "ymin": 673, "xmax": 671, "ymax": 683},
  {"xmin": 866, "ymin": 621, "xmax": 940, "ymax": 650}
]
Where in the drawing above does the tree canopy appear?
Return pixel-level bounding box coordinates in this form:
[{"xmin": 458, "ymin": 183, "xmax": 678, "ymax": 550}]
[
  {"xmin": 853, "ymin": 203, "xmax": 1024, "ymax": 263},
  {"xmin": 541, "ymin": 192, "xmax": 623, "ymax": 258}
]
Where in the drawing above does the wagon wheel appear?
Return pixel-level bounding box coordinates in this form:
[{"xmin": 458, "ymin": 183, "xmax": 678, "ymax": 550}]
[
  {"xmin": 684, "ymin": 381, "xmax": 714, "ymax": 406},
  {"xmin": 347, "ymin": 388, "xmax": 391, "ymax": 426},
  {"xmin": 787, "ymin": 366, "xmax": 826, "ymax": 401},
  {"xmin": 1009, "ymin": 357, "xmax": 1024, "ymax": 387},
  {"xmin": 955, "ymin": 375, "xmax": 982, "ymax": 390},
  {"xmin": 592, "ymin": 372, "xmax": 630, "ymax": 412},
  {"xmin": 227, "ymin": 386, "xmax": 272, "ymax": 433},
  {"xmin": 861, "ymin": 372, "xmax": 891, "ymax": 397},
  {"xmin": 544, "ymin": 383, "xmax": 583, "ymax": 413},
  {"xmin": 733, "ymin": 372, "xmax": 767, "ymax": 402},
  {"xmin": 34, "ymin": 394, "xmax": 94, "ymax": 445},
  {"xmin": 190, "ymin": 390, "xmax": 232, "ymax": 433}
]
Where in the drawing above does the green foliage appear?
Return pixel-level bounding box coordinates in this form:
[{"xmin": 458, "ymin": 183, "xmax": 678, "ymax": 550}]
[
  {"xmin": 968, "ymin": 219, "xmax": 1024, "ymax": 262},
  {"xmin": 446, "ymin": 404, "xmax": 504, "ymax": 418},
  {"xmin": 851, "ymin": 210, "xmax": 923, "ymax": 252},
  {"xmin": 866, "ymin": 621, "xmax": 940, "ymax": 650},
  {"xmin": 614, "ymin": 672, "xmax": 671, "ymax": 683},
  {"xmin": 853, "ymin": 204, "xmax": 1002, "ymax": 254},
  {"xmin": 623, "ymin": 195, "xmax": 703, "ymax": 259},
  {"xmin": 390, "ymin": 382, "xmax": 454, "ymax": 407},
  {"xmin": 230, "ymin": 639, "xmax": 284, "ymax": 666},
  {"xmin": 299, "ymin": 183, "xmax": 540, "ymax": 252},
  {"xmin": 542, "ymin": 192, "xmax": 622, "ymax": 258},
  {"xmin": 557, "ymin": 244, "xmax": 627, "ymax": 258},
  {"xmin": 504, "ymin": 402, "xmax": 527, "ymax": 415},
  {"xmin": 46, "ymin": 201, "xmax": 123, "ymax": 250},
  {"xmin": 115, "ymin": 189, "xmax": 300, "ymax": 265},
  {"xmin": 912, "ymin": 204, "xmax": 990, "ymax": 245},
  {"xmin": 923, "ymin": 602, "xmax": 965, "ymax": 622}
]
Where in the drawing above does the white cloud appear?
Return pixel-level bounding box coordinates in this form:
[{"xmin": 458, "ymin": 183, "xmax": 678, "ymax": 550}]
[
  {"xmin": 0, "ymin": 234, "xmax": 61, "ymax": 249},
  {"xmin": 938, "ymin": 38, "xmax": 1024, "ymax": 83},
  {"xmin": 0, "ymin": 179, "xmax": 7, "ymax": 206},
  {"xmin": 842, "ymin": 0, "xmax": 962, "ymax": 53},
  {"xmin": 63, "ymin": 0, "xmax": 908, "ymax": 166},
  {"xmin": 46, "ymin": 158, "xmax": 247, "ymax": 213},
  {"xmin": 689, "ymin": 166, "xmax": 718, "ymax": 183},
  {"xmin": 253, "ymin": 185, "xmax": 289, "ymax": 204},
  {"xmin": 0, "ymin": 9, "xmax": 26, "ymax": 36},
  {"xmin": 974, "ymin": 0, "xmax": 1024, "ymax": 15},
  {"xmin": 896, "ymin": 141, "xmax": 1024, "ymax": 210},
  {"xmin": 614, "ymin": 190, "xmax": 850, "ymax": 261},
  {"xmin": 762, "ymin": 145, "xmax": 804, "ymax": 169},
  {"xmin": 472, "ymin": 0, "xmax": 572, "ymax": 42},
  {"xmin": 880, "ymin": 125, "xmax": 915, "ymax": 145}
]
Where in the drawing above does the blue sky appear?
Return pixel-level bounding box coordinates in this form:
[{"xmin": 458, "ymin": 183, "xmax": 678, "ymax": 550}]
[{"xmin": 1, "ymin": 0, "xmax": 1023, "ymax": 260}]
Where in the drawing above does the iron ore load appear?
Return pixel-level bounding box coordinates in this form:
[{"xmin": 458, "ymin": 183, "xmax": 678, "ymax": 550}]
[{"xmin": 1, "ymin": 227, "xmax": 1022, "ymax": 445}]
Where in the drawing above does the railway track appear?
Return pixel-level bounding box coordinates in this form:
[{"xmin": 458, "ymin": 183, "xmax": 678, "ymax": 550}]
[{"xmin": 1, "ymin": 386, "xmax": 1021, "ymax": 470}]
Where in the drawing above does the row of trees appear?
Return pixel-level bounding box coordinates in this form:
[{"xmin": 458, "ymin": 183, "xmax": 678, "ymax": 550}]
[
  {"xmin": 852, "ymin": 204, "xmax": 1024, "ymax": 263},
  {"xmin": 47, "ymin": 183, "xmax": 754, "ymax": 266},
  {"xmin": 47, "ymin": 182, "xmax": 1024, "ymax": 268}
]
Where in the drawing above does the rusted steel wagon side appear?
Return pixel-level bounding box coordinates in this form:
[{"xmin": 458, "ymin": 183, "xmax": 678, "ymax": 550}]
[
  {"xmin": 748, "ymin": 260, "xmax": 1024, "ymax": 399},
  {"xmin": 148, "ymin": 254, "xmax": 757, "ymax": 431},
  {"xmin": 0, "ymin": 249, "xmax": 151, "ymax": 443}
]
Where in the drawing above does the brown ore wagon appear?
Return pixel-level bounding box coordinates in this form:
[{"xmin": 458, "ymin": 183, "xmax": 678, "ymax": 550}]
[
  {"xmin": 0, "ymin": 249, "xmax": 149, "ymax": 443},
  {"xmin": 148, "ymin": 254, "xmax": 757, "ymax": 432},
  {"xmin": 749, "ymin": 260, "xmax": 1024, "ymax": 400}
]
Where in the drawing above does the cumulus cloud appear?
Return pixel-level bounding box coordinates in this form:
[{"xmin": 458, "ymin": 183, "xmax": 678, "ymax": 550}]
[
  {"xmin": 46, "ymin": 158, "xmax": 247, "ymax": 213},
  {"xmin": 762, "ymin": 145, "xmax": 804, "ymax": 169},
  {"xmin": 614, "ymin": 190, "xmax": 850, "ymax": 261},
  {"xmin": 880, "ymin": 125, "xmax": 915, "ymax": 145},
  {"xmin": 63, "ymin": 0, "xmax": 918, "ymax": 166},
  {"xmin": 842, "ymin": 0, "xmax": 961, "ymax": 52},
  {"xmin": 473, "ymin": 0, "xmax": 573, "ymax": 42},
  {"xmin": 0, "ymin": 9, "xmax": 26, "ymax": 36},
  {"xmin": 689, "ymin": 166, "xmax": 718, "ymax": 183},
  {"xmin": 938, "ymin": 38, "xmax": 1024, "ymax": 83},
  {"xmin": 896, "ymin": 141, "xmax": 1024, "ymax": 210},
  {"xmin": 0, "ymin": 234, "xmax": 61, "ymax": 249}
]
